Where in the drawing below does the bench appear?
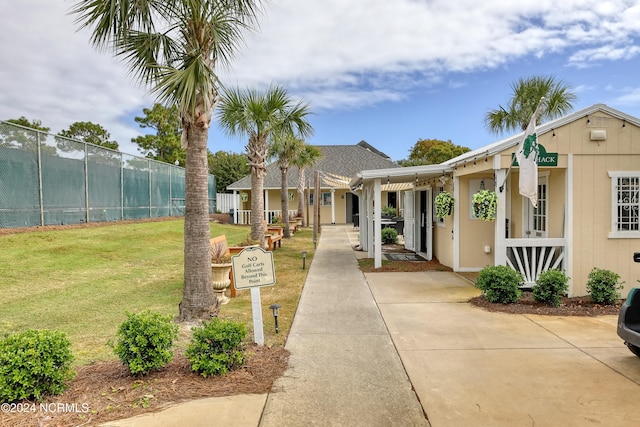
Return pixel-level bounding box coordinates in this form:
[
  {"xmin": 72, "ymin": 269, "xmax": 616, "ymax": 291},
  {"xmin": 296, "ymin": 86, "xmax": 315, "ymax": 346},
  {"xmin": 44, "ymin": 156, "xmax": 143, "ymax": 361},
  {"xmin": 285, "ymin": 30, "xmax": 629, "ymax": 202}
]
[
  {"xmin": 265, "ymin": 226, "xmax": 283, "ymax": 251},
  {"xmin": 210, "ymin": 234, "xmax": 236, "ymax": 298}
]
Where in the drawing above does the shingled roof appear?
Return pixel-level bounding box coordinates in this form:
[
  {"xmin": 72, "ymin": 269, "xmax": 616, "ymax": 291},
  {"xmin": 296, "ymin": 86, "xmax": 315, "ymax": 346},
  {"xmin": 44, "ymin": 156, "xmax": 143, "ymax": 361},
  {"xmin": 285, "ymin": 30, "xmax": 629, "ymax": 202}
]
[{"xmin": 226, "ymin": 141, "xmax": 399, "ymax": 190}]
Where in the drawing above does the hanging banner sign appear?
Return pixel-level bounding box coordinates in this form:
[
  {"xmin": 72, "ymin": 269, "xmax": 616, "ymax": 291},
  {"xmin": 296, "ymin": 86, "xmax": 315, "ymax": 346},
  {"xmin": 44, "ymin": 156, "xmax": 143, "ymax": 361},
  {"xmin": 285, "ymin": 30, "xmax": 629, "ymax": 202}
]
[{"xmin": 512, "ymin": 144, "xmax": 558, "ymax": 167}]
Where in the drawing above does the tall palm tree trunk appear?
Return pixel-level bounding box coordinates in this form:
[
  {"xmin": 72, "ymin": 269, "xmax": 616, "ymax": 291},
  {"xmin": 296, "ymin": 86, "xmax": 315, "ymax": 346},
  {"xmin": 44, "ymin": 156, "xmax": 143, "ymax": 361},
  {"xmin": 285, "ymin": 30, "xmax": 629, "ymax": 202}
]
[
  {"xmin": 179, "ymin": 123, "xmax": 213, "ymax": 321},
  {"xmin": 281, "ymin": 166, "xmax": 291, "ymax": 238},
  {"xmin": 296, "ymin": 167, "xmax": 305, "ymax": 219},
  {"xmin": 250, "ymin": 168, "xmax": 266, "ymax": 243}
]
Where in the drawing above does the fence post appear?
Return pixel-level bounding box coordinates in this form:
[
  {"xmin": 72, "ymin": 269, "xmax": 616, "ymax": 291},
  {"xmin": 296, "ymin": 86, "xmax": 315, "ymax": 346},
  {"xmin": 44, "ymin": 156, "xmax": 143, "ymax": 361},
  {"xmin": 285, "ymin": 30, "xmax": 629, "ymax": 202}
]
[
  {"xmin": 148, "ymin": 159, "xmax": 152, "ymax": 218},
  {"xmin": 36, "ymin": 131, "xmax": 44, "ymax": 226},
  {"xmin": 120, "ymin": 153, "xmax": 124, "ymax": 220},
  {"xmin": 84, "ymin": 142, "xmax": 90, "ymax": 223}
]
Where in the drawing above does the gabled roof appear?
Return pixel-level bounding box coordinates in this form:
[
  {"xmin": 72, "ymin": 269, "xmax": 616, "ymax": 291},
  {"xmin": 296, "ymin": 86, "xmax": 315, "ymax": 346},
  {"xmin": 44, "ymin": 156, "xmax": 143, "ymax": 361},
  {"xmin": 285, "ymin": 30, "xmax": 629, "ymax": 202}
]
[
  {"xmin": 444, "ymin": 103, "xmax": 640, "ymax": 167},
  {"xmin": 227, "ymin": 142, "xmax": 399, "ymax": 190}
]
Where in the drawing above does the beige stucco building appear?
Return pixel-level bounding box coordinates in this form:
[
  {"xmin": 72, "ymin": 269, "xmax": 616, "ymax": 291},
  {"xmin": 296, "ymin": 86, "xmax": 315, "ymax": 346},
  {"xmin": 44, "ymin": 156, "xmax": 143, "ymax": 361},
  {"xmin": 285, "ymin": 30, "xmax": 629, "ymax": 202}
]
[{"xmin": 352, "ymin": 104, "xmax": 640, "ymax": 298}]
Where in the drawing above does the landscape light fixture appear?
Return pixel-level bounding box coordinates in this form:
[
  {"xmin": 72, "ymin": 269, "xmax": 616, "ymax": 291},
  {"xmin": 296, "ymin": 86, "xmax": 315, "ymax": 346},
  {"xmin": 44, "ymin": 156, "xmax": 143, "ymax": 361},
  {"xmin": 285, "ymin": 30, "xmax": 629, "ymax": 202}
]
[
  {"xmin": 301, "ymin": 251, "xmax": 308, "ymax": 270},
  {"xmin": 269, "ymin": 304, "xmax": 281, "ymax": 333}
]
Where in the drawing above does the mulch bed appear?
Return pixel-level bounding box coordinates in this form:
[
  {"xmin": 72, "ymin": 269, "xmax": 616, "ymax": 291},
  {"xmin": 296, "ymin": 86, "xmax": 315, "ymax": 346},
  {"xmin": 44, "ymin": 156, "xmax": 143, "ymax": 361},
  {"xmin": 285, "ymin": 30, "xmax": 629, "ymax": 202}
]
[
  {"xmin": 0, "ymin": 345, "xmax": 289, "ymax": 427},
  {"xmin": 469, "ymin": 292, "xmax": 623, "ymax": 316}
]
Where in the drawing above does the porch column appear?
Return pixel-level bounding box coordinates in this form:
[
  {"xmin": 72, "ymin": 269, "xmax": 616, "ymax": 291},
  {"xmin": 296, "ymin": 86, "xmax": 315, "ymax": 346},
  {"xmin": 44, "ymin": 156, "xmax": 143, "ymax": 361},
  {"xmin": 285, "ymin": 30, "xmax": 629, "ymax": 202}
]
[
  {"xmin": 494, "ymin": 166, "xmax": 507, "ymax": 266},
  {"xmin": 359, "ymin": 189, "xmax": 368, "ymax": 249},
  {"xmin": 566, "ymin": 154, "xmax": 574, "ymax": 296},
  {"xmin": 264, "ymin": 189, "xmax": 269, "ymax": 222},
  {"xmin": 374, "ymin": 178, "xmax": 382, "ymax": 268},
  {"xmin": 331, "ymin": 189, "xmax": 336, "ymax": 224},
  {"xmin": 367, "ymin": 184, "xmax": 374, "ymax": 257},
  {"xmin": 233, "ymin": 190, "xmax": 239, "ymax": 224},
  {"xmin": 453, "ymin": 174, "xmax": 460, "ymax": 271}
]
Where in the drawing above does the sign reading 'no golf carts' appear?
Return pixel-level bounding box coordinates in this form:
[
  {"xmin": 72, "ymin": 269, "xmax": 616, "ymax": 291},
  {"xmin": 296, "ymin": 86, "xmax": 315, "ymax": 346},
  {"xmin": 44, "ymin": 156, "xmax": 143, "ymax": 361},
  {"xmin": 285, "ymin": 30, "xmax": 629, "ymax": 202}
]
[
  {"xmin": 231, "ymin": 246, "xmax": 276, "ymax": 346},
  {"xmin": 231, "ymin": 246, "xmax": 276, "ymax": 289}
]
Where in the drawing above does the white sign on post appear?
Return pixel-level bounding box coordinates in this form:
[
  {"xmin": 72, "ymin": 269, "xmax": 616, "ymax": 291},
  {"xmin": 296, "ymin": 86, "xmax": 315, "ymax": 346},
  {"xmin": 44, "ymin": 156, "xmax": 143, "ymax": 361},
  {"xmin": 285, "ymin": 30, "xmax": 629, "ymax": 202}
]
[{"xmin": 231, "ymin": 247, "xmax": 276, "ymax": 346}]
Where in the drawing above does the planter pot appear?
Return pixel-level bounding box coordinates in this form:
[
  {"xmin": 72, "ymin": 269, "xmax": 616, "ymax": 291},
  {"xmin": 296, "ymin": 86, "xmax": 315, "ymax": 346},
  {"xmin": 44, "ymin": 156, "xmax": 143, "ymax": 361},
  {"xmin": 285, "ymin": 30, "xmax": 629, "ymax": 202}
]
[
  {"xmin": 211, "ymin": 262, "xmax": 232, "ymax": 305},
  {"xmin": 295, "ymin": 217, "xmax": 303, "ymax": 227}
]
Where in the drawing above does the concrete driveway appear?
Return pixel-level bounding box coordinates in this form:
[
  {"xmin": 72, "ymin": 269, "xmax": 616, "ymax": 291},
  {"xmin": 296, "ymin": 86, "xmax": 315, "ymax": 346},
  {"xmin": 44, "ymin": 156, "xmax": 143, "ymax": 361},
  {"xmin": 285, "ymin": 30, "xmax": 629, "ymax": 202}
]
[{"xmin": 366, "ymin": 271, "xmax": 640, "ymax": 427}]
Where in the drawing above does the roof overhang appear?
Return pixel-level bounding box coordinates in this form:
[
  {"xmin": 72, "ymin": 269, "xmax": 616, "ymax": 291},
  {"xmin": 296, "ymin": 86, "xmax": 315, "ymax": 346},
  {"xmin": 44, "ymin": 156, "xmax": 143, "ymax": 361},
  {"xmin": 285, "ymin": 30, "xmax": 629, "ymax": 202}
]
[{"xmin": 350, "ymin": 164, "xmax": 453, "ymax": 191}]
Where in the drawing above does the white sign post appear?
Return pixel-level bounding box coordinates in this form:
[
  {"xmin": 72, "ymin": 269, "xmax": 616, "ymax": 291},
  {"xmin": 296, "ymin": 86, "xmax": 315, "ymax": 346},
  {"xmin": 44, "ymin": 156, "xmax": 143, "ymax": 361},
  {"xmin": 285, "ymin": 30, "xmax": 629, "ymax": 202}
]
[{"xmin": 231, "ymin": 247, "xmax": 276, "ymax": 346}]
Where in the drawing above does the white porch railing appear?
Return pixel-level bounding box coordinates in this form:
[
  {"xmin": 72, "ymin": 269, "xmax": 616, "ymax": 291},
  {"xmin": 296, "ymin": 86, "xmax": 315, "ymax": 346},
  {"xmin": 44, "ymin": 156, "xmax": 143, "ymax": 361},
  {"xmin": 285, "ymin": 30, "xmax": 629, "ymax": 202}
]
[
  {"xmin": 234, "ymin": 210, "xmax": 298, "ymax": 225},
  {"xmin": 505, "ymin": 238, "xmax": 566, "ymax": 287}
]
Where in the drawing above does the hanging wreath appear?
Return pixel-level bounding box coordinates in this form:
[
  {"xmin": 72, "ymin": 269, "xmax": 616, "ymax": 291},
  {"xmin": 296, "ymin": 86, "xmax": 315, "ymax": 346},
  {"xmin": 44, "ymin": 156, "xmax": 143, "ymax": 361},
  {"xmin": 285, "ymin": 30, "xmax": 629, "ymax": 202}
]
[
  {"xmin": 435, "ymin": 192, "xmax": 454, "ymax": 218},
  {"xmin": 472, "ymin": 190, "xmax": 497, "ymax": 221}
]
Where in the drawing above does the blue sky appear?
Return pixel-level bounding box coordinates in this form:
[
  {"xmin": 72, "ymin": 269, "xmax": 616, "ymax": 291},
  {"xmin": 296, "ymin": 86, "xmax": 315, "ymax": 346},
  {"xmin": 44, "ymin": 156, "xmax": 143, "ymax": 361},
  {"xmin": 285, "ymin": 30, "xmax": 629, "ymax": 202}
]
[{"xmin": 2, "ymin": 0, "xmax": 640, "ymax": 162}]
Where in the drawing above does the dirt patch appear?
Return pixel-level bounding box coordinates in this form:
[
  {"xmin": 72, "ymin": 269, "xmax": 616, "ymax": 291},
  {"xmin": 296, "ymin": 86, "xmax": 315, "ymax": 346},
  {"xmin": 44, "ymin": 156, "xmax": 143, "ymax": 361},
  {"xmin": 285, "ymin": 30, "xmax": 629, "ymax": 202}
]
[
  {"xmin": 469, "ymin": 292, "xmax": 622, "ymax": 316},
  {"xmin": 357, "ymin": 244, "xmax": 453, "ymax": 273},
  {"xmin": 1, "ymin": 345, "xmax": 289, "ymax": 427}
]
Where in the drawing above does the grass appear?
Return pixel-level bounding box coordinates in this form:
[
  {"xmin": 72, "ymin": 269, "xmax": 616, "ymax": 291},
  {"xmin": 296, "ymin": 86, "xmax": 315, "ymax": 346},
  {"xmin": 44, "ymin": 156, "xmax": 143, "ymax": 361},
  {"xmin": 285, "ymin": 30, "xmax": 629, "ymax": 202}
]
[{"xmin": 0, "ymin": 220, "xmax": 314, "ymax": 365}]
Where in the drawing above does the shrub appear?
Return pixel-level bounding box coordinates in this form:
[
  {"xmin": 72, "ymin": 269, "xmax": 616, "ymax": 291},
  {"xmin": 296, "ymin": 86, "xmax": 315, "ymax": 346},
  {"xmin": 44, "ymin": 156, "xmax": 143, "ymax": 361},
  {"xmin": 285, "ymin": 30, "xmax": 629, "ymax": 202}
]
[
  {"xmin": 381, "ymin": 227, "xmax": 398, "ymax": 244},
  {"xmin": 186, "ymin": 318, "xmax": 247, "ymax": 377},
  {"xmin": 475, "ymin": 265, "xmax": 523, "ymax": 304},
  {"xmin": 533, "ymin": 269, "xmax": 569, "ymax": 307},
  {"xmin": 0, "ymin": 330, "xmax": 75, "ymax": 402},
  {"xmin": 586, "ymin": 268, "xmax": 624, "ymax": 305},
  {"xmin": 113, "ymin": 311, "xmax": 179, "ymax": 375}
]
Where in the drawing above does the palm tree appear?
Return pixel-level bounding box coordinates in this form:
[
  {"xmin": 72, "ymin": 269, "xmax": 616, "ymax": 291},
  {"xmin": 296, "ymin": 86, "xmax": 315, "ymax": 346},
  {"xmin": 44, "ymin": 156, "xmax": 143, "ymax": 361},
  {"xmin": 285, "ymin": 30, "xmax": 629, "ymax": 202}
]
[
  {"xmin": 216, "ymin": 85, "xmax": 313, "ymax": 243},
  {"xmin": 71, "ymin": 0, "xmax": 264, "ymax": 321},
  {"xmin": 292, "ymin": 144, "xmax": 322, "ymax": 225},
  {"xmin": 485, "ymin": 76, "xmax": 577, "ymax": 135},
  {"xmin": 268, "ymin": 134, "xmax": 304, "ymax": 238}
]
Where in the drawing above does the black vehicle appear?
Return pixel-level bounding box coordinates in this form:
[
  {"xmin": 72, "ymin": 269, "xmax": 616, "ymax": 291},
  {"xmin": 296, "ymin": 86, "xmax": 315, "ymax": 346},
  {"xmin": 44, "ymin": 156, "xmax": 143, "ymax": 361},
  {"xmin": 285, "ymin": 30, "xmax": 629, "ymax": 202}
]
[{"xmin": 617, "ymin": 252, "xmax": 640, "ymax": 357}]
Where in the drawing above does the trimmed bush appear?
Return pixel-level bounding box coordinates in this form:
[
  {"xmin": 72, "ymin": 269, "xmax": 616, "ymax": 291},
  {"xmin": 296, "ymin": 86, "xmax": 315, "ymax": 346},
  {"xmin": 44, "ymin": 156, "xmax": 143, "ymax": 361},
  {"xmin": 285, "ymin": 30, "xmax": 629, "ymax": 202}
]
[
  {"xmin": 186, "ymin": 318, "xmax": 247, "ymax": 377},
  {"xmin": 0, "ymin": 330, "xmax": 75, "ymax": 402},
  {"xmin": 475, "ymin": 265, "xmax": 523, "ymax": 304},
  {"xmin": 381, "ymin": 227, "xmax": 398, "ymax": 244},
  {"xmin": 533, "ymin": 269, "xmax": 569, "ymax": 307},
  {"xmin": 586, "ymin": 268, "xmax": 624, "ymax": 305},
  {"xmin": 113, "ymin": 311, "xmax": 179, "ymax": 375}
]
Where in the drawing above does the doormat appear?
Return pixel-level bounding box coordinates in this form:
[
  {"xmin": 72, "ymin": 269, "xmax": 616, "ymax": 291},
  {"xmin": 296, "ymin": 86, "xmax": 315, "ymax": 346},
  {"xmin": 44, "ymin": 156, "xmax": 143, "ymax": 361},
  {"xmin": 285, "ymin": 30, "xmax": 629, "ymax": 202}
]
[{"xmin": 384, "ymin": 253, "xmax": 426, "ymax": 262}]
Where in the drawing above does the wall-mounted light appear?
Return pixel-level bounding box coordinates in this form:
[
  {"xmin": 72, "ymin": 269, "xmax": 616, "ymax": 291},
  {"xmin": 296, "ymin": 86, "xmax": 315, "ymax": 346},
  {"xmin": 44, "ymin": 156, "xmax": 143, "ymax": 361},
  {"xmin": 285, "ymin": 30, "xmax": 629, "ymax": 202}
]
[
  {"xmin": 552, "ymin": 129, "xmax": 556, "ymax": 137},
  {"xmin": 269, "ymin": 304, "xmax": 281, "ymax": 333}
]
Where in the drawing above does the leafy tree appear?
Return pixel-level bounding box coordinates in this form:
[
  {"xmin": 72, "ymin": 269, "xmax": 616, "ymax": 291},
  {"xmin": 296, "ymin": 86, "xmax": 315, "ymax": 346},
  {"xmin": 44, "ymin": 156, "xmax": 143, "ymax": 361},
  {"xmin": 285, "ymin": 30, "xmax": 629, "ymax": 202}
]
[
  {"xmin": 268, "ymin": 134, "xmax": 304, "ymax": 237},
  {"xmin": 216, "ymin": 85, "xmax": 313, "ymax": 242},
  {"xmin": 208, "ymin": 151, "xmax": 250, "ymax": 193},
  {"xmin": 485, "ymin": 75, "xmax": 577, "ymax": 135},
  {"xmin": 291, "ymin": 144, "xmax": 322, "ymax": 222},
  {"xmin": 0, "ymin": 117, "xmax": 55, "ymax": 154},
  {"xmin": 71, "ymin": 0, "xmax": 265, "ymax": 321},
  {"xmin": 132, "ymin": 104, "xmax": 185, "ymax": 165},
  {"xmin": 58, "ymin": 121, "xmax": 119, "ymax": 150},
  {"xmin": 399, "ymin": 139, "xmax": 470, "ymax": 166}
]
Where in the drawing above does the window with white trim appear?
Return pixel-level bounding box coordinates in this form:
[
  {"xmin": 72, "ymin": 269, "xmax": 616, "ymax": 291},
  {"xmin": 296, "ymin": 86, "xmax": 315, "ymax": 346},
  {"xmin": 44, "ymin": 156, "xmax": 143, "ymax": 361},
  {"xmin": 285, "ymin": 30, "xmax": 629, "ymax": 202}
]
[{"xmin": 609, "ymin": 172, "xmax": 640, "ymax": 237}]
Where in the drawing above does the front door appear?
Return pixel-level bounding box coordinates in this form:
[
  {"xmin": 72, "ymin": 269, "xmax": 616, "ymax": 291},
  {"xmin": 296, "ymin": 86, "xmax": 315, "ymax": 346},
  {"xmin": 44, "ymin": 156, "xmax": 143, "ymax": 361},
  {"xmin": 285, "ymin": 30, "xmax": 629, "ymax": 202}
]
[{"xmin": 524, "ymin": 175, "xmax": 548, "ymax": 238}]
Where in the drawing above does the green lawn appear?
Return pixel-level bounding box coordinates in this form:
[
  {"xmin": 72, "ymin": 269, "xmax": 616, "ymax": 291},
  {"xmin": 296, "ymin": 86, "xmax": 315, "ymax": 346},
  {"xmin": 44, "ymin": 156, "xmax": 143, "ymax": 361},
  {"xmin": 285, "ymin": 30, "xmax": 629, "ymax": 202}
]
[{"xmin": 0, "ymin": 220, "xmax": 314, "ymax": 364}]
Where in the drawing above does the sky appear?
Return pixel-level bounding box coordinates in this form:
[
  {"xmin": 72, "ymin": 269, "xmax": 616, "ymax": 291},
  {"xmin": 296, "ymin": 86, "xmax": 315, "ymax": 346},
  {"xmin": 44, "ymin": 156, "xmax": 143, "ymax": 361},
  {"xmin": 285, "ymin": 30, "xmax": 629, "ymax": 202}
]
[{"xmin": 1, "ymin": 0, "xmax": 640, "ymax": 163}]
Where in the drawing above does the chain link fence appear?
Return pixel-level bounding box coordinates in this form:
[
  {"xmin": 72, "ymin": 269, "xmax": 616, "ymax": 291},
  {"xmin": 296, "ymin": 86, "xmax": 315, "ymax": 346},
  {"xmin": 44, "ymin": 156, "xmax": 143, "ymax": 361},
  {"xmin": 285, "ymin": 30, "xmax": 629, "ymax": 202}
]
[{"xmin": 0, "ymin": 121, "xmax": 216, "ymax": 228}]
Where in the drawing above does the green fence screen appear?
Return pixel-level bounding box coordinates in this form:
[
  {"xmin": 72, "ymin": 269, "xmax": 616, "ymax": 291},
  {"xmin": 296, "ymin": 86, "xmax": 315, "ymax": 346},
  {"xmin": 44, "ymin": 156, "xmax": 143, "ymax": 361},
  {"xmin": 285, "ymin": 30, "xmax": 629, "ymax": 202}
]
[{"xmin": 0, "ymin": 121, "xmax": 216, "ymax": 228}]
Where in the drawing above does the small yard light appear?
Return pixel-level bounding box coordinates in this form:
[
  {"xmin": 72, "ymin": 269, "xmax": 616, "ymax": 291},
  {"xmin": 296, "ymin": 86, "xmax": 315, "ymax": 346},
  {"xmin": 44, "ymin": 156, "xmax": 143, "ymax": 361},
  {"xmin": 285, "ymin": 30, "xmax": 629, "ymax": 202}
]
[
  {"xmin": 269, "ymin": 304, "xmax": 281, "ymax": 333},
  {"xmin": 301, "ymin": 251, "xmax": 307, "ymax": 269}
]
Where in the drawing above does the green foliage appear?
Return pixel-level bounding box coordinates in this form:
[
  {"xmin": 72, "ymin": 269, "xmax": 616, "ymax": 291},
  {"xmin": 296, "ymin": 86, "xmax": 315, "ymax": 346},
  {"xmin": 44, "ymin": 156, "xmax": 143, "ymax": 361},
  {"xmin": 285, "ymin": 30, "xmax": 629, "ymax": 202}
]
[
  {"xmin": 132, "ymin": 103, "xmax": 185, "ymax": 166},
  {"xmin": 209, "ymin": 151, "xmax": 251, "ymax": 193},
  {"xmin": 0, "ymin": 330, "xmax": 75, "ymax": 402},
  {"xmin": 472, "ymin": 190, "xmax": 498, "ymax": 221},
  {"xmin": 57, "ymin": 121, "xmax": 119, "ymax": 150},
  {"xmin": 381, "ymin": 206, "xmax": 397, "ymax": 217},
  {"xmin": 533, "ymin": 269, "xmax": 569, "ymax": 307},
  {"xmin": 186, "ymin": 318, "xmax": 247, "ymax": 377},
  {"xmin": 399, "ymin": 138, "xmax": 471, "ymax": 166},
  {"xmin": 435, "ymin": 191, "xmax": 454, "ymax": 218},
  {"xmin": 586, "ymin": 268, "xmax": 624, "ymax": 305},
  {"xmin": 381, "ymin": 227, "xmax": 398, "ymax": 244},
  {"xmin": 113, "ymin": 311, "xmax": 179, "ymax": 375},
  {"xmin": 476, "ymin": 265, "xmax": 523, "ymax": 304}
]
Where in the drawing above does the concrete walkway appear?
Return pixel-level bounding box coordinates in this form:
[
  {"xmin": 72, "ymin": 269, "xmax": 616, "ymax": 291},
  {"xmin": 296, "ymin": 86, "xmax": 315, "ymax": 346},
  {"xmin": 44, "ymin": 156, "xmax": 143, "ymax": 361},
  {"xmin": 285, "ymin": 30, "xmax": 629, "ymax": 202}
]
[{"xmin": 259, "ymin": 225, "xmax": 429, "ymax": 426}]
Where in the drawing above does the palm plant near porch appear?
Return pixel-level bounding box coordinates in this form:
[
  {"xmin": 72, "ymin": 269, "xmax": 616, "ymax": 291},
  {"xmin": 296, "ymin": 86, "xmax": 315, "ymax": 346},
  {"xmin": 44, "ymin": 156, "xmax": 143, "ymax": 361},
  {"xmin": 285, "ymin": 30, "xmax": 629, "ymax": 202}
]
[
  {"xmin": 292, "ymin": 144, "xmax": 322, "ymax": 225},
  {"xmin": 71, "ymin": 0, "xmax": 264, "ymax": 321},
  {"xmin": 216, "ymin": 85, "xmax": 313, "ymax": 243}
]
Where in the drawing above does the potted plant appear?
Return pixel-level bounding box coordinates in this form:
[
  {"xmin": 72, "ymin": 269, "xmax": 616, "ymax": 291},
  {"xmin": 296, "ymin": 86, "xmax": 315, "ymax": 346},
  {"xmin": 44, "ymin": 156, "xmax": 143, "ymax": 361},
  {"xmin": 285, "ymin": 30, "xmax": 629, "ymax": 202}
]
[
  {"xmin": 435, "ymin": 192, "xmax": 454, "ymax": 218},
  {"xmin": 210, "ymin": 239, "xmax": 232, "ymax": 304},
  {"xmin": 472, "ymin": 190, "xmax": 497, "ymax": 221}
]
